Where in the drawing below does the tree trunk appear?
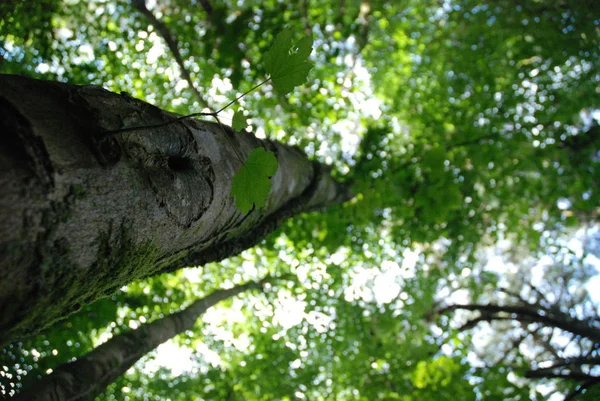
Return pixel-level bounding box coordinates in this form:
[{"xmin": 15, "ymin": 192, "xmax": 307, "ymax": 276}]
[
  {"xmin": 0, "ymin": 74, "xmax": 352, "ymax": 346},
  {"xmin": 11, "ymin": 278, "xmax": 266, "ymax": 401}
]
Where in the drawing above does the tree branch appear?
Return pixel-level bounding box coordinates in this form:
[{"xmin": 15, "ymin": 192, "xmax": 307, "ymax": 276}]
[
  {"xmin": 300, "ymin": 0, "xmax": 312, "ymax": 35},
  {"xmin": 531, "ymin": 356, "xmax": 600, "ymax": 373},
  {"xmin": 198, "ymin": 0, "xmax": 213, "ymax": 16},
  {"xmin": 132, "ymin": 0, "xmax": 212, "ymax": 110},
  {"xmin": 524, "ymin": 370, "xmax": 600, "ymax": 383},
  {"xmin": 11, "ymin": 277, "xmax": 276, "ymax": 401},
  {"xmin": 565, "ymin": 380, "xmax": 600, "ymax": 401},
  {"xmin": 498, "ymin": 286, "xmax": 529, "ymax": 304},
  {"xmin": 526, "ymin": 282, "xmax": 554, "ymax": 308},
  {"xmin": 495, "ymin": 332, "xmax": 529, "ymax": 366},
  {"xmin": 458, "ymin": 314, "xmax": 516, "ymax": 331},
  {"xmin": 438, "ymin": 303, "xmax": 600, "ymax": 344},
  {"xmin": 532, "ymin": 327, "xmax": 562, "ymax": 360}
]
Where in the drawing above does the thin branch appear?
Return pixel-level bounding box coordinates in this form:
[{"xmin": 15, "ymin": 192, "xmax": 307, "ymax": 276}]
[
  {"xmin": 495, "ymin": 332, "xmax": 528, "ymax": 366},
  {"xmin": 339, "ymin": 0, "xmax": 346, "ymax": 18},
  {"xmin": 565, "ymin": 380, "xmax": 599, "ymax": 401},
  {"xmin": 212, "ymin": 114, "xmax": 245, "ymax": 164},
  {"xmin": 585, "ymin": 343, "xmax": 600, "ymax": 358},
  {"xmin": 498, "ymin": 286, "xmax": 529, "ymax": 304},
  {"xmin": 527, "ymin": 282, "xmax": 554, "ymax": 307},
  {"xmin": 355, "ymin": 1, "xmax": 371, "ymax": 55},
  {"xmin": 300, "ymin": 0, "xmax": 312, "ymax": 35},
  {"xmin": 198, "ymin": 0, "xmax": 213, "ymax": 16},
  {"xmin": 532, "ymin": 327, "xmax": 562, "ymax": 360},
  {"xmin": 132, "ymin": 0, "xmax": 212, "ymax": 110}
]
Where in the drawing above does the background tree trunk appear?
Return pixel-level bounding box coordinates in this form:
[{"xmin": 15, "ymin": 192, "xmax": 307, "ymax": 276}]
[
  {"xmin": 11, "ymin": 278, "xmax": 267, "ymax": 401},
  {"xmin": 0, "ymin": 74, "xmax": 352, "ymax": 346}
]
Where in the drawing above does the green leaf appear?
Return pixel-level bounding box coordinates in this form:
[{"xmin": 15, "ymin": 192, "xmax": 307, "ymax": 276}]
[
  {"xmin": 230, "ymin": 148, "xmax": 278, "ymax": 214},
  {"xmin": 232, "ymin": 109, "xmax": 247, "ymax": 131},
  {"xmin": 263, "ymin": 27, "xmax": 313, "ymax": 94}
]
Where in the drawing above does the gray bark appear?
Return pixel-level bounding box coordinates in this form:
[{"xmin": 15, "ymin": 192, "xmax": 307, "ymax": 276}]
[
  {"xmin": 11, "ymin": 279, "xmax": 265, "ymax": 401},
  {"xmin": 0, "ymin": 74, "xmax": 352, "ymax": 346}
]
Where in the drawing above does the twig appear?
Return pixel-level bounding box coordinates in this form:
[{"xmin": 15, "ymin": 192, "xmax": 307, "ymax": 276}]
[
  {"xmin": 498, "ymin": 286, "xmax": 527, "ymax": 303},
  {"xmin": 300, "ymin": 0, "xmax": 312, "ymax": 35},
  {"xmin": 99, "ymin": 78, "xmax": 272, "ymax": 137},
  {"xmin": 565, "ymin": 380, "xmax": 599, "ymax": 401},
  {"xmin": 215, "ymin": 78, "xmax": 271, "ymax": 114},
  {"xmin": 132, "ymin": 0, "xmax": 213, "ymax": 110},
  {"xmin": 98, "ymin": 111, "xmax": 212, "ymax": 137},
  {"xmin": 198, "ymin": 0, "xmax": 212, "ymax": 16}
]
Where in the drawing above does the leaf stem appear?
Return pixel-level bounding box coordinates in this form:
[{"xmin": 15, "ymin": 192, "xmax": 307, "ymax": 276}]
[
  {"xmin": 215, "ymin": 78, "xmax": 271, "ymax": 114},
  {"xmin": 98, "ymin": 112, "xmax": 213, "ymax": 137},
  {"xmin": 212, "ymin": 115, "xmax": 246, "ymax": 165}
]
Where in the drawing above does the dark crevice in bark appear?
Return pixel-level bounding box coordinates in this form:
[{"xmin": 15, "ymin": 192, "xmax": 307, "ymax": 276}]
[
  {"xmin": 167, "ymin": 156, "xmax": 195, "ymax": 172},
  {"xmin": 0, "ymin": 97, "xmax": 54, "ymax": 187}
]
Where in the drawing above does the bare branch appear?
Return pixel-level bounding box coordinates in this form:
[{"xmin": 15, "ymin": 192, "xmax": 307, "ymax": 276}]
[
  {"xmin": 524, "ymin": 370, "xmax": 600, "ymax": 383},
  {"xmin": 532, "ymin": 327, "xmax": 562, "ymax": 360},
  {"xmin": 526, "ymin": 282, "xmax": 554, "ymax": 307},
  {"xmin": 533, "ymin": 356, "xmax": 600, "ymax": 372},
  {"xmin": 498, "ymin": 286, "xmax": 529, "ymax": 304},
  {"xmin": 132, "ymin": 0, "xmax": 212, "ymax": 110},
  {"xmin": 438, "ymin": 303, "xmax": 600, "ymax": 344},
  {"xmin": 495, "ymin": 332, "xmax": 529, "ymax": 366},
  {"xmin": 300, "ymin": 0, "xmax": 312, "ymax": 35},
  {"xmin": 565, "ymin": 380, "xmax": 599, "ymax": 401},
  {"xmin": 198, "ymin": 0, "xmax": 212, "ymax": 16}
]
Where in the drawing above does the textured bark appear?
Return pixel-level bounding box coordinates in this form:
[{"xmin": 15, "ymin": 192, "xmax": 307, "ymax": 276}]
[
  {"xmin": 0, "ymin": 74, "xmax": 352, "ymax": 346},
  {"xmin": 11, "ymin": 279, "xmax": 263, "ymax": 401}
]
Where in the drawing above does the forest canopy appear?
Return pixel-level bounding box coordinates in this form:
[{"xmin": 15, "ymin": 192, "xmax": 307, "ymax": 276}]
[{"xmin": 1, "ymin": 0, "xmax": 599, "ymax": 400}]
